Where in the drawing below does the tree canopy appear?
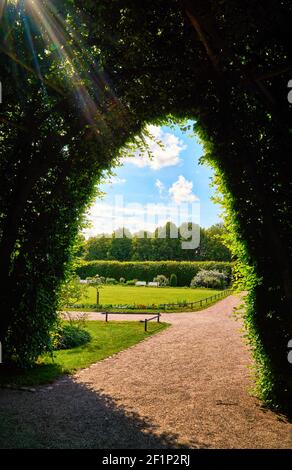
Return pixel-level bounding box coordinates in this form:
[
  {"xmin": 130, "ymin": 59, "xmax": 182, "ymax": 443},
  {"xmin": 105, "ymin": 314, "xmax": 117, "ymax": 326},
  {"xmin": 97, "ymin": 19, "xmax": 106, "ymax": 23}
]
[{"xmin": 82, "ymin": 222, "xmax": 231, "ymax": 262}]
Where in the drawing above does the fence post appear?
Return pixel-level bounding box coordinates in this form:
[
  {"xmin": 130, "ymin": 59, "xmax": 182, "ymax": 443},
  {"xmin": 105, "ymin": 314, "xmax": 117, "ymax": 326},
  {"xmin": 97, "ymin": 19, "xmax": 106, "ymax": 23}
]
[
  {"xmin": 105, "ymin": 312, "xmax": 108, "ymax": 322},
  {"xmin": 144, "ymin": 319, "xmax": 148, "ymax": 332},
  {"xmin": 157, "ymin": 314, "xmax": 160, "ymax": 323}
]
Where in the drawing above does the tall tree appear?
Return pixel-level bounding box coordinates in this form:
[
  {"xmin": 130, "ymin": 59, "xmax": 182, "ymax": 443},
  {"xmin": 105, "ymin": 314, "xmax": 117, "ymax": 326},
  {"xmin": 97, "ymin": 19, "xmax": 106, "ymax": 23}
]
[
  {"xmin": 109, "ymin": 229, "xmax": 133, "ymax": 261},
  {"xmin": 132, "ymin": 233, "xmax": 153, "ymax": 261},
  {"xmin": 85, "ymin": 236, "xmax": 111, "ymax": 261}
]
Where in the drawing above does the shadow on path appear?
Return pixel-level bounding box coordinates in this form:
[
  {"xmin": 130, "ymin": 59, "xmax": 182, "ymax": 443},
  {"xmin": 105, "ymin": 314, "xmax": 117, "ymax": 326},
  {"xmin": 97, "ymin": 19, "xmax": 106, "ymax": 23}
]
[{"xmin": 0, "ymin": 377, "xmax": 206, "ymax": 449}]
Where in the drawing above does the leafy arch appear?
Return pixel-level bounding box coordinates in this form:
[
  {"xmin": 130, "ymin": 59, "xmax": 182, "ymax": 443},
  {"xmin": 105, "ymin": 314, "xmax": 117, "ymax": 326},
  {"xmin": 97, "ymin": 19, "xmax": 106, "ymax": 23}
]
[{"xmin": 0, "ymin": 0, "xmax": 291, "ymax": 412}]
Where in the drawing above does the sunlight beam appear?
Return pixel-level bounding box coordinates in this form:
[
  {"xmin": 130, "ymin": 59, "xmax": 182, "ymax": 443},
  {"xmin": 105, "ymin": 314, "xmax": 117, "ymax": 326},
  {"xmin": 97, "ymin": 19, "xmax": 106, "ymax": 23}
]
[{"xmin": 3, "ymin": 0, "xmax": 129, "ymax": 134}]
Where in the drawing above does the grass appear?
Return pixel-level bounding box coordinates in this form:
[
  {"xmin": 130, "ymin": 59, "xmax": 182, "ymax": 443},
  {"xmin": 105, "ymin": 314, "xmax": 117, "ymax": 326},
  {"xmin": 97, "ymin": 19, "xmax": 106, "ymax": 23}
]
[
  {"xmin": 77, "ymin": 285, "xmax": 222, "ymax": 308},
  {"xmin": 0, "ymin": 320, "xmax": 169, "ymax": 387}
]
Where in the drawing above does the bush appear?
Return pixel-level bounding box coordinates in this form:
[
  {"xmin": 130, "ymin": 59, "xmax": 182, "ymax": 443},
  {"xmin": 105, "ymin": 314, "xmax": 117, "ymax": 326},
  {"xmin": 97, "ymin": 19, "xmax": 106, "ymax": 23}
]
[
  {"xmin": 190, "ymin": 269, "xmax": 228, "ymax": 289},
  {"xmin": 105, "ymin": 277, "xmax": 118, "ymax": 285},
  {"xmin": 76, "ymin": 260, "xmax": 232, "ymax": 287},
  {"xmin": 153, "ymin": 274, "xmax": 169, "ymax": 286},
  {"xmin": 126, "ymin": 279, "xmax": 138, "ymax": 285},
  {"xmin": 53, "ymin": 324, "xmax": 91, "ymax": 350},
  {"xmin": 170, "ymin": 273, "xmax": 177, "ymax": 287},
  {"xmin": 86, "ymin": 274, "xmax": 105, "ymax": 287}
]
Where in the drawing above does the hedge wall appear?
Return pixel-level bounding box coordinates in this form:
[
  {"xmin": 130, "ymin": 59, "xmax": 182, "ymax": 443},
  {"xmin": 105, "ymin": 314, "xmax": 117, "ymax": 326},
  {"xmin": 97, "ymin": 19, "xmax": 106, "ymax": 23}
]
[{"xmin": 76, "ymin": 260, "xmax": 233, "ymax": 287}]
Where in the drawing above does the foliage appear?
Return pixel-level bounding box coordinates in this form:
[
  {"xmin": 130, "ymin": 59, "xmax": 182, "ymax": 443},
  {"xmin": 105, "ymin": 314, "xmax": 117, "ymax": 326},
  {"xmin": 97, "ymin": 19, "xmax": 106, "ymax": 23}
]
[
  {"xmin": 58, "ymin": 275, "xmax": 88, "ymax": 311},
  {"xmin": 190, "ymin": 270, "xmax": 228, "ymax": 289},
  {"xmin": 84, "ymin": 236, "xmax": 112, "ymax": 261},
  {"xmin": 86, "ymin": 275, "xmax": 105, "ymax": 288},
  {"xmin": 110, "ymin": 234, "xmax": 132, "ymax": 261},
  {"xmin": 126, "ymin": 279, "xmax": 138, "ymax": 285},
  {"xmin": 170, "ymin": 273, "xmax": 178, "ymax": 287},
  {"xmin": 1, "ymin": 0, "xmax": 292, "ymax": 412},
  {"xmin": 153, "ymin": 275, "xmax": 169, "ymax": 286},
  {"xmin": 200, "ymin": 224, "xmax": 232, "ymax": 262},
  {"xmin": 52, "ymin": 324, "xmax": 91, "ymax": 350},
  {"xmin": 77, "ymin": 260, "xmax": 232, "ymax": 287},
  {"xmin": 105, "ymin": 277, "xmax": 118, "ymax": 285},
  {"xmin": 82, "ymin": 223, "xmax": 231, "ymax": 262},
  {"xmin": 85, "ymin": 274, "xmax": 105, "ymax": 305}
]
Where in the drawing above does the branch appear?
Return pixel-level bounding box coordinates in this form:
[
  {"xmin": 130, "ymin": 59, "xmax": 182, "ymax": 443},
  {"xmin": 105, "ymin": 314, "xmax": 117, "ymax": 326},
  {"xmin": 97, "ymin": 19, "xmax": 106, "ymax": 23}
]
[
  {"xmin": 179, "ymin": 0, "xmax": 221, "ymax": 71},
  {"xmin": 0, "ymin": 45, "xmax": 65, "ymax": 96}
]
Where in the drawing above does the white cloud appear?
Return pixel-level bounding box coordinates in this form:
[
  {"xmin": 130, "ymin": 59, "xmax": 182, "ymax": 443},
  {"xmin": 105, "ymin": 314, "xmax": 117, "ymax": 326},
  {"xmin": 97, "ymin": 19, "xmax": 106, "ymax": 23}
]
[
  {"xmin": 123, "ymin": 125, "xmax": 186, "ymax": 170},
  {"xmin": 84, "ymin": 201, "xmax": 170, "ymax": 237},
  {"xmin": 83, "ymin": 196, "xmax": 200, "ymax": 238},
  {"xmin": 155, "ymin": 178, "xmax": 165, "ymax": 195},
  {"xmin": 169, "ymin": 175, "xmax": 199, "ymax": 204}
]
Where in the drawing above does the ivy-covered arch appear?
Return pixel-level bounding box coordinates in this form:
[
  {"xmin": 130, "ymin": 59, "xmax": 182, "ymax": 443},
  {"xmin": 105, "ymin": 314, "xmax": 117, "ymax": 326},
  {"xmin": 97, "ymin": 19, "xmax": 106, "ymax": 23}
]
[{"xmin": 0, "ymin": 0, "xmax": 291, "ymax": 413}]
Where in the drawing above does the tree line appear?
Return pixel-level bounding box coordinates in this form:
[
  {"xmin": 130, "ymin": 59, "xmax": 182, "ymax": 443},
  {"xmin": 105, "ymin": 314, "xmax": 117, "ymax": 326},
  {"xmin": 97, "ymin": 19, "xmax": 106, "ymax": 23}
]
[{"xmin": 79, "ymin": 222, "xmax": 231, "ymax": 262}]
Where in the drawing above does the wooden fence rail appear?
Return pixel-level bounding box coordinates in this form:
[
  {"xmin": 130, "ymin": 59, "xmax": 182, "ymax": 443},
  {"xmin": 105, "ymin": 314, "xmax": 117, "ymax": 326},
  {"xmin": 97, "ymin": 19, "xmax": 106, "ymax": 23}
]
[
  {"xmin": 99, "ymin": 290, "xmax": 234, "ymax": 329},
  {"xmin": 158, "ymin": 289, "xmax": 234, "ymax": 310},
  {"xmin": 100, "ymin": 311, "xmax": 161, "ymax": 332}
]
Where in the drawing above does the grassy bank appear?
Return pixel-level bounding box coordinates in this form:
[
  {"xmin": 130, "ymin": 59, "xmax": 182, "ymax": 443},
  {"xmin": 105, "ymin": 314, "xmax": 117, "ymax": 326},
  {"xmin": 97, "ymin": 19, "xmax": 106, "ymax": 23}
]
[{"xmin": 0, "ymin": 321, "xmax": 169, "ymax": 387}]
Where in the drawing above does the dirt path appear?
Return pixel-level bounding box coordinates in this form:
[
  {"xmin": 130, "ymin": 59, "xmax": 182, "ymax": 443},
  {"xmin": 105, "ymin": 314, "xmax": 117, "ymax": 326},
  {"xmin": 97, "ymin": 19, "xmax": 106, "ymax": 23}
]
[{"xmin": 1, "ymin": 295, "xmax": 292, "ymax": 448}]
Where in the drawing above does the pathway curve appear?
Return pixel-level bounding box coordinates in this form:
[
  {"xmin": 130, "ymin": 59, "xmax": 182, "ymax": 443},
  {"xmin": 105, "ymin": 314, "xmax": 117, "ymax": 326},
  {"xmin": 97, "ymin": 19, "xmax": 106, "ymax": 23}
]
[{"xmin": 1, "ymin": 295, "xmax": 292, "ymax": 448}]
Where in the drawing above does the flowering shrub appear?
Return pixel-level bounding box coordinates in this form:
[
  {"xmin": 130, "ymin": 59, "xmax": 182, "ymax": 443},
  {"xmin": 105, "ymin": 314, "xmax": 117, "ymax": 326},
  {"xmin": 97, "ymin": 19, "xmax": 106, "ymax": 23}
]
[
  {"xmin": 153, "ymin": 275, "xmax": 169, "ymax": 286},
  {"xmin": 190, "ymin": 270, "xmax": 228, "ymax": 289}
]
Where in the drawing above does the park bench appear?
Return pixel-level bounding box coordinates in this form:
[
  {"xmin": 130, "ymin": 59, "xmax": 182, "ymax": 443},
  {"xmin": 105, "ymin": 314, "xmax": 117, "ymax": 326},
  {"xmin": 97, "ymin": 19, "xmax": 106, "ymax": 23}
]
[{"xmin": 100, "ymin": 311, "xmax": 161, "ymax": 332}]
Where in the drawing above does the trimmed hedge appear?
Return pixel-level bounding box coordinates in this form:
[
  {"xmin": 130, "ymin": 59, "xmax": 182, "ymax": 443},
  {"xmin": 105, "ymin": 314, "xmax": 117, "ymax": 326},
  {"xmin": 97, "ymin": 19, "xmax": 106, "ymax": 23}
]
[{"xmin": 76, "ymin": 260, "xmax": 233, "ymax": 287}]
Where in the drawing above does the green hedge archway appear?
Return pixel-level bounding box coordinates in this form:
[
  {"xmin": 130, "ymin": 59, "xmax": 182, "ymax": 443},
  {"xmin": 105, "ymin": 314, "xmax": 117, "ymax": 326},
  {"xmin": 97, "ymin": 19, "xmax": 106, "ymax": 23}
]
[{"xmin": 0, "ymin": 0, "xmax": 291, "ymax": 413}]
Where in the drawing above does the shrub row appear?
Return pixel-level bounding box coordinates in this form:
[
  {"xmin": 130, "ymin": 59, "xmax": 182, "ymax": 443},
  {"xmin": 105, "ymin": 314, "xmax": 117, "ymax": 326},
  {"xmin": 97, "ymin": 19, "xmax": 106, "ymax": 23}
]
[{"xmin": 76, "ymin": 260, "xmax": 233, "ymax": 287}]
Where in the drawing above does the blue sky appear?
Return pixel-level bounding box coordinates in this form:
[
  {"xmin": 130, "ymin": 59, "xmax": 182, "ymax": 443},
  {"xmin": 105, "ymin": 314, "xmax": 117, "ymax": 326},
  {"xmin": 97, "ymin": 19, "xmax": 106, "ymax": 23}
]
[{"xmin": 85, "ymin": 121, "xmax": 222, "ymax": 237}]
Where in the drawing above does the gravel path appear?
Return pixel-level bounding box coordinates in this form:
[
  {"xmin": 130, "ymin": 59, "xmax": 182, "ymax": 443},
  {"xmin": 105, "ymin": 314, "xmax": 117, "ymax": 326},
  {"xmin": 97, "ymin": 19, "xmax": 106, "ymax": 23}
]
[{"xmin": 1, "ymin": 294, "xmax": 292, "ymax": 449}]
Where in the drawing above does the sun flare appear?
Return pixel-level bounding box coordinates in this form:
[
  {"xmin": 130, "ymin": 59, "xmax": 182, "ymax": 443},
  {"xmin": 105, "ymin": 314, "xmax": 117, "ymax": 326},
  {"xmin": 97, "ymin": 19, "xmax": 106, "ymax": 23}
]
[{"xmin": 1, "ymin": 0, "xmax": 125, "ymax": 131}]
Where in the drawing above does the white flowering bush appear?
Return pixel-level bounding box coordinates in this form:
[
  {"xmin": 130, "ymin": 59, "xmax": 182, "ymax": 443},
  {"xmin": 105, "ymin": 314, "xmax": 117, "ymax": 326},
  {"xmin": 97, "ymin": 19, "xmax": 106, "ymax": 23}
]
[
  {"xmin": 153, "ymin": 274, "xmax": 169, "ymax": 286},
  {"xmin": 190, "ymin": 270, "xmax": 228, "ymax": 289}
]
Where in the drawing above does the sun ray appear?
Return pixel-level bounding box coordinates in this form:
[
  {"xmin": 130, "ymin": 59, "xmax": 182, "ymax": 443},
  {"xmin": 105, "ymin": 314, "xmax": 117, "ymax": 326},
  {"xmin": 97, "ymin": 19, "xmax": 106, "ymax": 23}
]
[{"xmin": 2, "ymin": 0, "xmax": 130, "ymax": 133}]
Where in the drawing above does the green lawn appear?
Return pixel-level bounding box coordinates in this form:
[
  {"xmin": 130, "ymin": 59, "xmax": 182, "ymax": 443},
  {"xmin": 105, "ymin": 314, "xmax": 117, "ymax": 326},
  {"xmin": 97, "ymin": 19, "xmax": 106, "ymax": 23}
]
[
  {"xmin": 0, "ymin": 321, "xmax": 169, "ymax": 387},
  {"xmin": 78, "ymin": 285, "xmax": 222, "ymax": 307}
]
